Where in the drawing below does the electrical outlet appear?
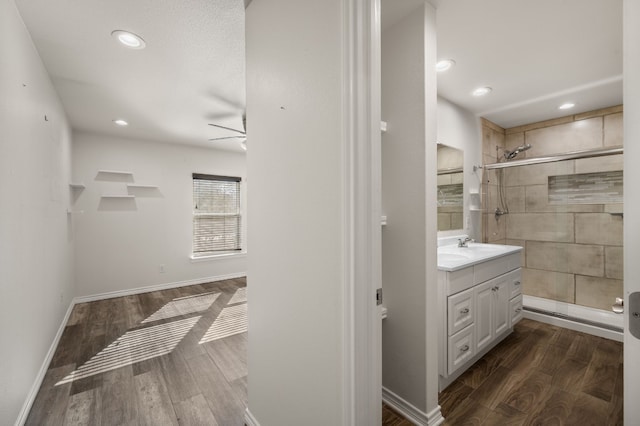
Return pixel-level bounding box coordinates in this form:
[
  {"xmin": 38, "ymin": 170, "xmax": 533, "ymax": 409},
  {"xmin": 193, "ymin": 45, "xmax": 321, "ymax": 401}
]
[{"xmin": 159, "ymin": 264, "xmax": 165, "ymax": 273}]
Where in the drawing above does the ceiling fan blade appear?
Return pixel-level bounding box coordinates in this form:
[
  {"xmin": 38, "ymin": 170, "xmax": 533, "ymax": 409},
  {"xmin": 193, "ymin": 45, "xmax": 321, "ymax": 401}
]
[
  {"xmin": 208, "ymin": 136, "xmax": 247, "ymax": 141},
  {"xmin": 208, "ymin": 123, "xmax": 246, "ymax": 135}
]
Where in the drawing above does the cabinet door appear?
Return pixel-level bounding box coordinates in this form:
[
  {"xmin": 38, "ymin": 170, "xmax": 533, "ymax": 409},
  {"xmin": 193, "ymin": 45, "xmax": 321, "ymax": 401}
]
[
  {"xmin": 474, "ymin": 280, "xmax": 493, "ymax": 353},
  {"xmin": 493, "ymin": 275, "xmax": 510, "ymax": 337},
  {"xmin": 448, "ymin": 287, "xmax": 474, "ymax": 336}
]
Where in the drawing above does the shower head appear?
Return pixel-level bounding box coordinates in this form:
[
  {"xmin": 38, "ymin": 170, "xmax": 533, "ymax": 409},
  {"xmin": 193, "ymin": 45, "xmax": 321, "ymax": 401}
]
[{"xmin": 504, "ymin": 143, "xmax": 532, "ymax": 160}]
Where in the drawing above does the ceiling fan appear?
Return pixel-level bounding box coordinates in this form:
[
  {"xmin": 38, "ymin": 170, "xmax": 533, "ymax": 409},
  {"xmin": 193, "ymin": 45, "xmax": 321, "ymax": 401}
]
[{"xmin": 208, "ymin": 114, "xmax": 247, "ymax": 150}]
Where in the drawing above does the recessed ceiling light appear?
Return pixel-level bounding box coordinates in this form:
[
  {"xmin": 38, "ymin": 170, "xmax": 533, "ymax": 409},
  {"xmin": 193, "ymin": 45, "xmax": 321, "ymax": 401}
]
[
  {"xmin": 472, "ymin": 87, "xmax": 492, "ymax": 97},
  {"xmin": 111, "ymin": 30, "xmax": 146, "ymax": 49},
  {"xmin": 436, "ymin": 59, "xmax": 455, "ymax": 72},
  {"xmin": 558, "ymin": 102, "xmax": 575, "ymax": 110},
  {"xmin": 113, "ymin": 119, "xmax": 128, "ymax": 126}
]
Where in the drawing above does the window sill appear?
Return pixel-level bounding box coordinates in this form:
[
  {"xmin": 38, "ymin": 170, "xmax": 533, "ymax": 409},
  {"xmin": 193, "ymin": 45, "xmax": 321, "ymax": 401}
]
[{"xmin": 190, "ymin": 251, "xmax": 247, "ymax": 263}]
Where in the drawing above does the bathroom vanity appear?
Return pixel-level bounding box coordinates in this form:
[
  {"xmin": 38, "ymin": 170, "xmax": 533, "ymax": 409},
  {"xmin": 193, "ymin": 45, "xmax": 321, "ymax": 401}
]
[{"xmin": 437, "ymin": 239, "xmax": 523, "ymax": 390}]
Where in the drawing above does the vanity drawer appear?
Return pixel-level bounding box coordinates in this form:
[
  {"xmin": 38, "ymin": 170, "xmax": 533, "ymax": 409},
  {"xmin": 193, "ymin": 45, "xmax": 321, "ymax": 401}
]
[
  {"xmin": 444, "ymin": 266, "xmax": 474, "ymax": 295},
  {"xmin": 474, "ymin": 252, "xmax": 520, "ymax": 284},
  {"xmin": 506, "ymin": 268, "xmax": 522, "ymax": 299},
  {"xmin": 448, "ymin": 287, "xmax": 474, "ymax": 336},
  {"xmin": 448, "ymin": 324, "xmax": 475, "ymax": 375},
  {"xmin": 510, "ymin": 294, "xmax": 523, "ymax": 326}
]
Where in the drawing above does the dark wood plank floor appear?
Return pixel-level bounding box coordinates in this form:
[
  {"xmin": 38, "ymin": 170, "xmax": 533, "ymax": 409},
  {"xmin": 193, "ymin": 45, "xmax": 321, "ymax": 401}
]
[
  {"xmin": 26, "ymin": 278, "xmax": 248, "ymax": 426},
  {"xmin": 29, "ymin": 285, "xmax": 623, "ymax": 426},
  {"xmin": 439, "ymin": 319, "xmax": 623, "ymax": 425},
  {"xmin": 383, "ymin": 319, "xmax": 623, "ymax": 426}
]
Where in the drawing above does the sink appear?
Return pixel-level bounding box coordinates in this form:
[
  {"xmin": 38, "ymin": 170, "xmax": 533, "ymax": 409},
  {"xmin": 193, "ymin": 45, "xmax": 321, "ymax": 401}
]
[{"xmin": 438, "ymin": 242, "xmax": 522, "ymax": 271}]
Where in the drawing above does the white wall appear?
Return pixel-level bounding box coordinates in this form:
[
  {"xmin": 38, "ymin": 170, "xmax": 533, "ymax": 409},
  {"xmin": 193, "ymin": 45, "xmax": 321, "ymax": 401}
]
[
  {"xmin": 623, "ymin": 0, "xmax": 640, "ymax": 423},
  {"xmin": 72, "ymin": 131, "xmax": 246, "ymax": 298},
  {"xmin": 437, "ymin": 96, "xmax": 482, "ymax": 240},
  {"xmin": 381, "ymin": 3, "xmax": 440, "ymax": 421},
  {"xmin": 0, "ymin": 0, "xmax": 74, "ymax": 422},
  {"xmin": 245, "ymin": 0, "xmax": 348, "ymax": 424},
  {"xmin": 381, "ymin": 6, "xmax": 427, "ymax": 411}
]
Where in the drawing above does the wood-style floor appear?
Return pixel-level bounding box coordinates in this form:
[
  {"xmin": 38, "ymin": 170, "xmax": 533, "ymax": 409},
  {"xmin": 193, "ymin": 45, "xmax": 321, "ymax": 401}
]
[
  {"xmin": 383, "ymin": 318, "xmax": 623, "ymax": 426},
  {"xmin": 29, "ymin": 283, "xmax": 623, "ymax": 426},
  {"xmin": 26, "ymin": 278, "xmax": 248, "ymax": 426},
  {"xmin": 439, "ymin": 319, "xmax": 623, "ymax": 425}
]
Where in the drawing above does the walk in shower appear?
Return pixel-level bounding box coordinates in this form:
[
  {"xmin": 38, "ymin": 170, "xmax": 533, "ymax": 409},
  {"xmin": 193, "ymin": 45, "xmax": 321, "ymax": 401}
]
[{"xmin": 480, "ymin": 109, "xmax": 624, "ymax": 338}]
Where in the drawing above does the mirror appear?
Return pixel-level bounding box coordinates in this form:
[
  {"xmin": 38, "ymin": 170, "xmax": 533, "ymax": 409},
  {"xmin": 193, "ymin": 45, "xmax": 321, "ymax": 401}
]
[{"xmin": 437, "ymin": 143, "xmax": 464, "ymax": 231}]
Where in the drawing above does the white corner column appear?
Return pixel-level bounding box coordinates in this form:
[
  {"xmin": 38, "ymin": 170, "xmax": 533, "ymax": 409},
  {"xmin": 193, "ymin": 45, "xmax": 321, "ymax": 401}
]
[
  {"xmin": 623, "ymin": 0, "xmax": 640, "ymax": 424},
  {"xmin": 245, "ymin": 0, "xmax": 381, "ymax": 424}
]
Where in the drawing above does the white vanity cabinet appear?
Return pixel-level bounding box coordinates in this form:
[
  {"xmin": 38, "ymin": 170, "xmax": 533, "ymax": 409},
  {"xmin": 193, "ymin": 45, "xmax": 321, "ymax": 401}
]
[{"xmin": 438, "ymin": 246, "xmax": 523, "ymax": 390}]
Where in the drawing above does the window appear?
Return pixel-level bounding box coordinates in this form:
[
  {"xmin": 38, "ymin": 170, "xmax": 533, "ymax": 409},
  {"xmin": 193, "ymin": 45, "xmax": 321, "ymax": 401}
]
[{"xmin": 192, "ymin": 173, "xmax": 242, "ymax": 257}]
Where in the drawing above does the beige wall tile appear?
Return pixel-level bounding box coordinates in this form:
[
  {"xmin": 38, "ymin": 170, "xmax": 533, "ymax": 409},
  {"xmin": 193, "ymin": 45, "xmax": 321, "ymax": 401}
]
[
  {"xmin": 484, "ymin": 212, "xmax": 506, "ymax": 242},
  {"xmin": 438, "ymin": 213, "xmax": 451, "ymax": 231},
  {"xmin": 505, "ymin": 133, "xmax": 525, "ymax": 158},
  {"xmin": 575, "ymin": 213, "xmax": 623, "ymax": 246},
  {"xmin": 437, "ymin": 174, "xmax": 451, "ymax": 185},
  {"xmin": 574, "ymin": 154, "xmax": 623, "ymax": 174},
  {"xmin": 526, "ymin": 241, "xmax": 604, "ymax": 277},
  {"xmin": 483, "ymin": 127, "xmax": 505, "ymax": 159},
  {"xmin": 451, "ymin": 172, "xmax": 464, "ymax": 184},
  {"xmin": 451, "ymin": 212, "xmax": 463, "ymax": 230},
  {"xmin": 506, "ymin": 187, "xmax": 525, "ymax": 212},
  {"xmin": 505, "ymin": 239, "xmax": 526, "ymax": 267},
  {"xmin": 604, "ymin": 204, "xmax": 623, "ymax": 214},
  {"xmin": 506, "ymin": 213, "xmax": 574, "ymax": 242},
  {"xmin": 483, "ymin": 154, "xmax": 498, "ymax": 167},
  {"xmin": 574, "ymin": 105, "xmax": 623, "ymax": 121},
  {"xmin": 525, "ymin": 185, "xmax": 603, "ymax": 213},
  {"xmin": 506, "ymin": 115, "xmax": 574, "ymax": 134},
  {"xmin": 482, "ymin": 118, "xmax": 505, "ymax": 133},
  {"xmin": 504, "ymin": 161, "xmax": 574, "ymax": 187},
  {"xmin": 575, "ymin": 275, "xmax": 623, "ymax": 310},
  {"xmin": 522, "ymin": 268, "xmax": 575, "ymax": 303},
  {"xmin": 525, "ymin": 118, "xmax": 603, "ymax": 157},
  {"xmin": 605, "ymin": 246, "xmax": 623, "ymax": 280},
  {"xmin": 485, "ymin": 184, "xmax": 500, "ymax": 212},
  {"xmin": 604, "ymin": 112, "xmax": 623, "ymax": 147}
]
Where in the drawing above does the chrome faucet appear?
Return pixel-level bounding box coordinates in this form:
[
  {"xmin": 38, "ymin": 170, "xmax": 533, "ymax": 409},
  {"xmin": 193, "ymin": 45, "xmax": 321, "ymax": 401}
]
[{"xmin": 458, "ymin": 237, "xmax": 473, "ymax": 247}]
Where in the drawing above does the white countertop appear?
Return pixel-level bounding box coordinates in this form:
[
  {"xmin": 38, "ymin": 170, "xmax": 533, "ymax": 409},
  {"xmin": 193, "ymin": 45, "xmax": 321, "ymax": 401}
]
[{"xmin": 437, "ymin": 242, "xmax": 522, "ymax": 271}]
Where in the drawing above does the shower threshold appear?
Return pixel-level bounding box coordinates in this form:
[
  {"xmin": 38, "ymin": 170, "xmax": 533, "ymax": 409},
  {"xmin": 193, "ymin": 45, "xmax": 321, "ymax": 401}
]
[{"xmin": 523, "ymin": 295, "xmax": 623, "ymax": 342}]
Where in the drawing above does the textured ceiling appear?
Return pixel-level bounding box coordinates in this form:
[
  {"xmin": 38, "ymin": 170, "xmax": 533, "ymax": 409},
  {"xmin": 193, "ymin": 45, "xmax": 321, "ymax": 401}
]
[
  {"xmin": 384, "ymin": 0, "xmax": 623, "ymax": 129},
  {"xmin": 16, "ymin": 0, "xmax": 247, "ymax": 151},
  {"xmin": 18, "ymin": 0, "xmax": 623, "ymax": 148}
]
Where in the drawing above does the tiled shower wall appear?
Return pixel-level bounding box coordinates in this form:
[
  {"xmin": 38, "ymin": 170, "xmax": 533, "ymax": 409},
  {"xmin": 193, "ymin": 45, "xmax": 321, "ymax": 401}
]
[{"xmin": 481, "ymin": 106, "xmax": 623, "ymax": 311}]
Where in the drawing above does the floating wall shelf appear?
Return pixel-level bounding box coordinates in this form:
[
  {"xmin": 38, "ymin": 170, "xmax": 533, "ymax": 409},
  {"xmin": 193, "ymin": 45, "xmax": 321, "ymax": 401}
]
[
  {"xmin": 126, "ymin": 184, "xmax": 158, "ymax": 189},
  {"xmin": 97, "ymin": 170, "xmax": 133, "ymax": 175},
  {"xmin": 69, "ymin": 183, "xmax": 86, "ymax": 189},
  {"xmin": 101, "ymin": 195, "xmax": 136, "ymax": 199}
]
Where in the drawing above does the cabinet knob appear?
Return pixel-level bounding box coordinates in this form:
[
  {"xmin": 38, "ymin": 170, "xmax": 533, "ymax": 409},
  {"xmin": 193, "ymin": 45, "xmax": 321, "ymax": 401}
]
[
  {"xmin": 460, "ymin": 344, "xmax": 470, "ymax": 352},
  {"xmin": 460, "ymin": 307, "xmax": 470, "ymax": 314},
  {"xmin": 515, "ymin": 308, "xmax": 522, "ymax": 313},
  {"xmin": 514, "ymin": 281, "xmax": 521, "ymax": 286},
  {"xmin": 491, "ymin": 286, "xmax": 499, "ymax": 292}
]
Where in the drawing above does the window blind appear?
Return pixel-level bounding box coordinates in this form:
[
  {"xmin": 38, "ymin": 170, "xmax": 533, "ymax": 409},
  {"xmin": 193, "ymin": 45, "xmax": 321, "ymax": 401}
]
[{"xmin": 192, "ymin": 174, "xmax": 241, "ymax": 255}]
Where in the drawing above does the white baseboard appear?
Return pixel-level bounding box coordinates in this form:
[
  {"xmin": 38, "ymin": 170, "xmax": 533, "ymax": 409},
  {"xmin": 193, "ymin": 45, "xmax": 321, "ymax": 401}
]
[
  {"xmin": 74, "ymin": 273, "xmax": 246, "ymax": 303},
  {"xmin": 244, "ymin": 408, "xmax": 260, "ymax": 426},
  {"xmin": 14, "ymin": 299, "xmax": 76, "ymax": 426},
  {"xmin": 382, "ymin": 387, "xmax": 435, "ymax": 426}
]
